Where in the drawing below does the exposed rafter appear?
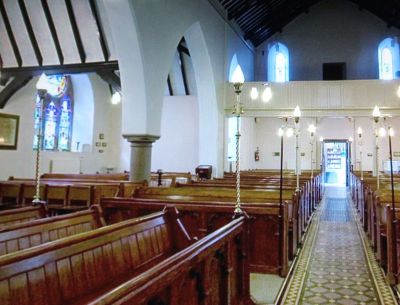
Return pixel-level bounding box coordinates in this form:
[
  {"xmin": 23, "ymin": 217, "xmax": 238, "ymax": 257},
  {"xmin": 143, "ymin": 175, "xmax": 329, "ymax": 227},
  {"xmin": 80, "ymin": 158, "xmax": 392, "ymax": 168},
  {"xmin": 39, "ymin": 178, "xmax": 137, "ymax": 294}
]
[
  {"xmin": 1, "ymin": 61, "xmax": 119, "ymax": 79},
  {"xmin": 65, "ymin": 0, "xmax": 86, "ymax": 63},
  {"xmin": 178, "ymin": 49, "xmax": 189, "ymax": 95},
  {"xmin": 88, "ymin": 0, "xmax": 109, "ymax": 61},
  {"xmin": 0, "ymin": 0, "xmax": 22, "ymax": 67},
  {"xmin": 167, "ymin": 75, "xmax": 173, "ymax": 96},
  {"xmin": 219, "ymin": 0, "xmax": 400, "ymax": 46},
  {"xmin": 0, "ymin": 75, "xmax": 32, "ymax": 108},
  {"xmin": 96, "ymin": 70, "xmax": 121, "ymax": 92},
  {"xmin": 18, "ymin": 0, "xmax": 43, "ymax": 66},
  {"xmin": 41, "ymin": 0, "xmax": 64, "ymax": 65}
]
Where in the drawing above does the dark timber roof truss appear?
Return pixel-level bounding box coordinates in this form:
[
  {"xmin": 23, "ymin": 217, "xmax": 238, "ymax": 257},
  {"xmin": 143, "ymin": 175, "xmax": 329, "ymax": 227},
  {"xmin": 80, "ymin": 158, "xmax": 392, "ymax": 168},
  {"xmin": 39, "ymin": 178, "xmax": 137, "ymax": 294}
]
[{"xmin": 218, "ymin": 0, "xmax": 400, "ymax": 47}]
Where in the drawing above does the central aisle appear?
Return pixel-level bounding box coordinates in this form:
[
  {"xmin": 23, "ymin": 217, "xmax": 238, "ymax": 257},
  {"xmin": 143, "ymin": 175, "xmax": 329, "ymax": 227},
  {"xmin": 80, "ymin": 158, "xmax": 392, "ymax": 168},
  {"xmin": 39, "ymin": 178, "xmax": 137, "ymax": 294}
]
[{"xmin": 281, "ymin": 186, "xmax": 397, "ymax": 305}]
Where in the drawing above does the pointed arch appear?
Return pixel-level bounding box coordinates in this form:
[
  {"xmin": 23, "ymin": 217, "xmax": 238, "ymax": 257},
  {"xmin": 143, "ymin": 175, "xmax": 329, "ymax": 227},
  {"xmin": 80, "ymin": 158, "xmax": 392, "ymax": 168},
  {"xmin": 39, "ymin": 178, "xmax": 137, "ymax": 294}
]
[
  {"xmin": 378, "ymin": 37, "xmax": 399, "ymax": 80},
  {"xmin": 268, "ymin": 42, "xmax": 289, "ymax": 82},
  {"xmin": 184, "ymin": 22, "xmax": 222, "ymax": 176}
]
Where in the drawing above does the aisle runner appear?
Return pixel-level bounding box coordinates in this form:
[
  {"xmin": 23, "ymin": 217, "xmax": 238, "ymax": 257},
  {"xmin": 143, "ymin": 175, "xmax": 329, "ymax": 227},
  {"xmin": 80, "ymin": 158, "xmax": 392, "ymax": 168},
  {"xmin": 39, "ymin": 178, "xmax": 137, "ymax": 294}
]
[{"xmin": 281, "ymin": 187, "xmax": 397, "ymax": 305}]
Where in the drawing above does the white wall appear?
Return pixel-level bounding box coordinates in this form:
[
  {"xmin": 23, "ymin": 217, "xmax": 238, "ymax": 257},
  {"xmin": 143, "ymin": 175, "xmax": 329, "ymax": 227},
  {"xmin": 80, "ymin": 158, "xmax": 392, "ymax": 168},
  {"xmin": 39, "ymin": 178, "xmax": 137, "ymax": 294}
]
[
  {"xmin": 255, "ymin": 0, "xmax": 400, "ymax": 81},
  {"xmin": 233, "ymin": 116, "xmax": 400, "ymax": 173},
  {"xmin": 0, "ymin": 74, "xmax": 122, "ymax": 180},
  {"xmin": 102, "ymin": 0, "xmax": 254, "ymax": 177},
  {"xmin": 151, "ymin": 96, "xmax": 199, "ymax": 173}
]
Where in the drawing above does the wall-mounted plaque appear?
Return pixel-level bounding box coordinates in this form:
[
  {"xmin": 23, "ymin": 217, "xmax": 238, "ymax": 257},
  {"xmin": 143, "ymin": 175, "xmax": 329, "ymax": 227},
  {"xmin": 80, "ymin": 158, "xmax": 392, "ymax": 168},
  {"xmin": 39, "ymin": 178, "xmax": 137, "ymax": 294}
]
[{"xmin": 0, "ymin": 113, "xmax": 19, "ymax": 150}]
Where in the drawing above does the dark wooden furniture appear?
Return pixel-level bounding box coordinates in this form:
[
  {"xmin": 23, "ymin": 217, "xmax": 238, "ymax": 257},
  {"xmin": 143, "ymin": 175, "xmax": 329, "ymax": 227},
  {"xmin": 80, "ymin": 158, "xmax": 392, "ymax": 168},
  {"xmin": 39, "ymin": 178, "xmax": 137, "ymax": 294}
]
[
  {"xmin": 88, "ymin": 216, "xmax": 253, "ymax": 305},
  {"xmin": 0, "ymin": 208, "xmax": 104, "ymax": 255},
  {"xmin": 0, "ymin": 208, "xmax": 194, "ymax": 305},
  {"xmin": 100, "ymin": 197, "xmax": 289, "ymax": 276},
  {"xmin": 0, "ymin": 205, "xmax": 47, "ymax": 230}
]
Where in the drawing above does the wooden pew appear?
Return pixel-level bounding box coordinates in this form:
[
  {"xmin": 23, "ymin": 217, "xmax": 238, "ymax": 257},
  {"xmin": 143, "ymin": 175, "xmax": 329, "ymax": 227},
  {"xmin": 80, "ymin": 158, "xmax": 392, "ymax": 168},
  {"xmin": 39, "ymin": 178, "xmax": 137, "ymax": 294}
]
[
  {"xmin": 100, "ymin": 196, "xmax": 289, "ymax": 276},
  {"xmin": 0, "ymin": 206, "xmax": 47, "ymax": 230},
  {"xmin": 0, "ymin": 182, "xmax": 21, "ymax": 209},
  {"xmin": 134, "ymin": 185, "xmax": 301, "ymax": 258},
  {"xmin": 149, "ymin": 171, "xmax": 193, "ymax": 187},
  {"xmin": 0, "ymin": 207, "xmax": 195, "ymax": 305},
  {"xmin": 2, "ymin": 179, "xmax": 145, "ymax": 208},
  {"xmin": 39, "ymin": 172, "xmax": 129, "ymax": 181},
  {"xmin": 0, "ymin": 208, "xmax": 104, "ymax": 255},
  {"xmin": 87, "ymin": 216, "xmax": 253, "ymax": 305}
]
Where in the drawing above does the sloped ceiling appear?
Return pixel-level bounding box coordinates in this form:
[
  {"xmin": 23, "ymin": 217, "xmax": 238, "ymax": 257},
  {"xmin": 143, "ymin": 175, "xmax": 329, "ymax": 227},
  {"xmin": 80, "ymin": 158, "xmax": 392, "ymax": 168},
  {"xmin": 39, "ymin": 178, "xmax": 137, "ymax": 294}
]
[
  {"xmin": 0, "ymin": 0, "xmax": 116, "ymax": 69},
  {"xmin": 218, "ymin": 0, "xmax": 400, "ymax": 47}
]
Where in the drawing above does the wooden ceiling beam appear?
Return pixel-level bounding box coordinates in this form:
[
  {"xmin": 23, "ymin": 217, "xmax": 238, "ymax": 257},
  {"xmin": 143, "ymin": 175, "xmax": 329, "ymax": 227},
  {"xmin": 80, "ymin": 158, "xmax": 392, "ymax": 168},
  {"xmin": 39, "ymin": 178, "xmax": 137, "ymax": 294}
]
[
  {"xmin": 178, "ymin": 44, "xmax": 190, "ymax": 56},
  {"xmin": 41, "ymin": 0, "xmax": 64, "ymax": 65},
  {"xmin": 178, "ymin": 49, "xmax": 189, "ymax": 95},
  {"xmin": 1, "ymin": 61, "xmax": 119, "ymax": 78},
  {"xmin": 88, "ymin": 0, "xmax": 109, "ymax": 61},
  {"xmin": 167, "ymin": 75, "xmax": 173, "ymax": 96},
  {"xmin": 65, "ymin": 0, "xmax": 86, "ymax": 63},
  {"xmin": 0, "ymin": 0, "xmax": 22, "ymax": 67},
  {"xmin": 0, "ymin": 75, "xmax": 32, "ymax": 108},
  {"xmin": 96, "ymin": 70, "xmax": 121, "ymax": 92},
  {"xmin": 18, "ymin": 0, "xmax": 43, "ymax": 66}
]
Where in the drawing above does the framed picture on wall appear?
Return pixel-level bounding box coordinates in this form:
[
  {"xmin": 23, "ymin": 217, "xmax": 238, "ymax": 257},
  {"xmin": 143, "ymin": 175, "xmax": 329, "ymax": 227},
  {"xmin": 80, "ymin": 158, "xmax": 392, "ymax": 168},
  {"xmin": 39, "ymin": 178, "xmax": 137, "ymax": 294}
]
[{"xmin": 0, "ymin": 113, "xmax": 19, "ymax": 150}]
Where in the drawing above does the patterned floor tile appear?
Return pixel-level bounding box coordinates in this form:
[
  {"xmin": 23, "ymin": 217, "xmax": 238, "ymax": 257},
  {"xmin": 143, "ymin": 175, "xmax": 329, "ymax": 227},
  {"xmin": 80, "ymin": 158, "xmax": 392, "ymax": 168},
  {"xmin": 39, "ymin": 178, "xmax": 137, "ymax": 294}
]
[{"xmin": 280, "ymin": 186, "xmax": 397, "ymax": 305}]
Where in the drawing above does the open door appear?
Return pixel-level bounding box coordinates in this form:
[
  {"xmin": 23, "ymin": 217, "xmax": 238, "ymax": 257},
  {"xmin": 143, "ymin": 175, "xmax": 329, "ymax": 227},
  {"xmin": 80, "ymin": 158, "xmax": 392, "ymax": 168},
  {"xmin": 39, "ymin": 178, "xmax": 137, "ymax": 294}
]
[{"xmin": 323, "ymin": 140, "xmax": 350, "ymax": 186}]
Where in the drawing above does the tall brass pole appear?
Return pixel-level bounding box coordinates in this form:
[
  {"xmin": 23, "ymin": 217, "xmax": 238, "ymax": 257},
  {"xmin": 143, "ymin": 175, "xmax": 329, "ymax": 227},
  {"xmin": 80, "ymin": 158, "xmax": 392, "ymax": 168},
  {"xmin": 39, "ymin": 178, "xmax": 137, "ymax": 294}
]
[
  {"xmin": 388, "ymin": 127, "xmax": 397, "ymax": 284},
  {"xmin": 32, "ymin": 89, "xmax": 46, "ymax": 205},
  {"xmin": 280, "ymin": 134, "xmax": 283, "ymax": 205},
  {"xmin": 233, "ymin": 82, "xmax": 243, "ymax": 215}
]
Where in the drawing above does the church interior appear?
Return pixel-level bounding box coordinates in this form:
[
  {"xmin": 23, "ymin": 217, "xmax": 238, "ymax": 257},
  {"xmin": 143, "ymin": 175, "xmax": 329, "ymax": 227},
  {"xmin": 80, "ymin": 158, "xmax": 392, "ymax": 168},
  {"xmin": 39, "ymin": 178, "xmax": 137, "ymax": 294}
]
[{"xmin": 1, "ymin": 0, "xmax": 400, "ymax": 304}]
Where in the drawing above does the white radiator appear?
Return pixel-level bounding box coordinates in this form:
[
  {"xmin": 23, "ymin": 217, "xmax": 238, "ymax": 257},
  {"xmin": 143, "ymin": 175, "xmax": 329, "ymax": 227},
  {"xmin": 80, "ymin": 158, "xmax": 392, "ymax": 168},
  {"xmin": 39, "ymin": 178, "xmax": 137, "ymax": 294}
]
[{"xmin": 50, "ymin": 159, "xmax": 81, "ymax": 174}]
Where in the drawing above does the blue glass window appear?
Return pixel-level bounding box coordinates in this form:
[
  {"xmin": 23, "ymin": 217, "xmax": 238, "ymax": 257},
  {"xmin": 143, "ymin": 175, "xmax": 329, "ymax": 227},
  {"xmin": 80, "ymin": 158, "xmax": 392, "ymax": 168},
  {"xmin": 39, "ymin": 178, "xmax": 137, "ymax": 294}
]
[
  {"xmin": 378, "ymin": 38, "xmax": 399, "ymax": 80},
  {"xmin": 268, "ymin": 42, "xmax": 289, "ymax": 82}
]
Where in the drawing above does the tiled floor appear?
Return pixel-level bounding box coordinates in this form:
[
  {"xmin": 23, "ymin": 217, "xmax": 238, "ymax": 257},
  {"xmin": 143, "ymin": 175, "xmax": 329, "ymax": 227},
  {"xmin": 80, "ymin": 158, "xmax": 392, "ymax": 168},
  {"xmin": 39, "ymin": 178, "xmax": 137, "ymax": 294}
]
[{"xmin": 281, "ymin": 186, "xmax": 397, "ymax": 305}]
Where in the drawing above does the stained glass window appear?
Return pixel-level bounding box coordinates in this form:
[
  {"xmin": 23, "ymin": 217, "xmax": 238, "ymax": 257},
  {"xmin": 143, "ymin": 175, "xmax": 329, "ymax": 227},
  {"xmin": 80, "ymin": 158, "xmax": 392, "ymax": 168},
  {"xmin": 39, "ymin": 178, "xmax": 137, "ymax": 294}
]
[{"xmin": 33, "ymin": 75, "xmax": 73, "ymax": 151}]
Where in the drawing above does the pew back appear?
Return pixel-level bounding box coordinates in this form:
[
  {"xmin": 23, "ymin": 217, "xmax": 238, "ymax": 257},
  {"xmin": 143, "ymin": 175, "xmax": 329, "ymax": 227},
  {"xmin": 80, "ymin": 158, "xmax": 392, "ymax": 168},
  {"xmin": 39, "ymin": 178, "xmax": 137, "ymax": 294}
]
[
  {"xmin": 0, "ymin": 209, "xmax": 103, "ymax": 255},
  {"xmin": 87, "ymin": 216, "xmax": 250, "ymax": 305},
  {"xmin": 0, "ymin": 206, "xmax": 47, "ymax": 230},
  {"xmin": 0, "ymin": 208, "xmax": 192, "ymax": 305}
]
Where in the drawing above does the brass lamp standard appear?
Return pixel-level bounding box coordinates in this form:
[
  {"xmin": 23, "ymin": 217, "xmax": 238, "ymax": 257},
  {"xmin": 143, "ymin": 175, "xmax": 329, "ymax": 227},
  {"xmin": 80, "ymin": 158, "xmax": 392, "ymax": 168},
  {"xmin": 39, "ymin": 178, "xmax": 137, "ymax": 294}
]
[
  {"xmin": 372, "ymin": 105, "xmax": 381, "ymax": 190},
  {"xmin": 387, "ymin": 127, "xmax": 397, "ymax": 284},
  {"xmin": 293, "ymin": 106, "xmax": 301, "ymax": 191},
  {"xmin": 231, "ymin": 66, "xmax": 245, "ymax": 216},
  {"xmin": 32, "ymin": 73, "xmax": 50, "ymax": 205},
  {"xmin": 308, "ymin": 124, "xmax": 316, "ymax": 178},
  {"xmin": 357, "ymin": 127, "xmax": 363, "ymax": 181}
]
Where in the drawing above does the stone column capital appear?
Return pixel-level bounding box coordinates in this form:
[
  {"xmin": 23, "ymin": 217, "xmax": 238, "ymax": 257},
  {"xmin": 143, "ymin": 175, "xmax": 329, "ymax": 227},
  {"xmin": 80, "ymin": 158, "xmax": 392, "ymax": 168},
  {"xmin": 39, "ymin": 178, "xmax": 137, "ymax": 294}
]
[{"xmin": 123, "ymin": 134, "xmax": 160, "ymax": 144}]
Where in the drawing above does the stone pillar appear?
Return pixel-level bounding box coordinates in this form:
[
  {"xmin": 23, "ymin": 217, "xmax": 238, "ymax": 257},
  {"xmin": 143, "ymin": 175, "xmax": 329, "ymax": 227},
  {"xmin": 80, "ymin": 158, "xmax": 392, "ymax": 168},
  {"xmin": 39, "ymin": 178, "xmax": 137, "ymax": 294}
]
[{"xmin": 123, "ymin": 134, "xmax": 160, "ymax": 182}]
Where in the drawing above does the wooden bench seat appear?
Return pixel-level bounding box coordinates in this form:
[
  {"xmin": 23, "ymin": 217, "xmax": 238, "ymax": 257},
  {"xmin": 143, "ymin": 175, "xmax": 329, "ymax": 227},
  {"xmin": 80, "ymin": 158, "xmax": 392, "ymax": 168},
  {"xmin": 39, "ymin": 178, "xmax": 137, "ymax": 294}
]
[
  {"xmin": 0, "ymin": 182, "xmax": 21, "ymax": 209},
  {"xmin": 40, "ymin": 172, "xmax": 130, "ymax": 181},
  {"xmin": 134, "ymin": 186, "xmax": 301, "ymax": 259},
  {"xmin": 0, "ymin": 207, "xmax": 193, "ymax": 305},
  {"xmin": 86, "ymin": 216, "xmax": 252, "ymax": 305},
  {"xmin": 0, "ymin": 208, "xmax": 104, "ymax": 255},
  {"xmin": 100, "ymin": 196, "xmax": 289, "ymax": 276},
  {"xmin": 0, "ymin": 206, "xmax": 47, "ymax": 231},
  {"xmin": 1, "ymin": 180, "xmax": 144, "ymax": 210}
]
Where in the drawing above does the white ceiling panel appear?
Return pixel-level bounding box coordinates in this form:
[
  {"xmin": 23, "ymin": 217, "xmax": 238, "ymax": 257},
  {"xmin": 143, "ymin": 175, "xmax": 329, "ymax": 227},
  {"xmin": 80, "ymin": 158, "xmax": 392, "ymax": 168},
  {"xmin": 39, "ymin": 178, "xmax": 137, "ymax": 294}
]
[
  {"xmin": 25, "ymin": 0, "xmax": 59, "ymax": 65},
  {"xmin": 71, "ymin": 0, "xmax": 104, "ymax": 62},
  {"xmin": 0, "ymin": 15, "xmax": 17, "ymax": 67},
  {"xmin": 95, "ymin": 0, "xmax": 116, "ymax": 61},
  {"xmin": 47, "ymin": 0, "xmax": 80, "ymax": 64},
  {"xmin": 3, "ymin": 0, "xmax": 37, "ymax": 66}
]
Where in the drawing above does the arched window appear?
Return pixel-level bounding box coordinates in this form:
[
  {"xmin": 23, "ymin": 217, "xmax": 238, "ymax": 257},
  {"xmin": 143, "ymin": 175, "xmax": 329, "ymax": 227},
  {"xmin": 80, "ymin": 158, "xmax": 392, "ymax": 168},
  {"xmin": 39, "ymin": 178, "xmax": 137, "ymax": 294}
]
[
  {"xmin": 268, "ymin": 42, "xmax": 289, "ymax": 82},
  {"xmin": 33, "ymin": 75, "xmax": 73, "ymax": 151},
  {"xmin": 378, "ymin": 38, "xmax": 400, "ymax": 80}
]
